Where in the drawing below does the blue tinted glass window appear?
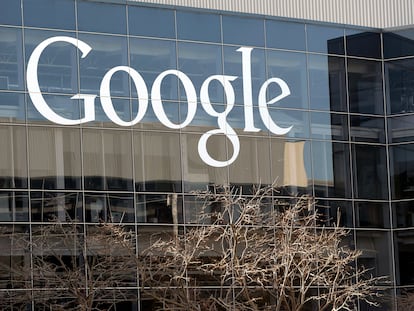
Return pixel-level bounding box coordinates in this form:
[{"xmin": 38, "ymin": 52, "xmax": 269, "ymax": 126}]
[
  {"xmin": 388, "ymin": 115, "xmax": 414, "ymax": 143},
  {"xmin": 222, "ymin": 15, "xmax": 264, "ymax": 47},
  {"xmin": 177, "ymin": 11, "xmax": 220, "ymax": 43},
  {"xmin": 384, "ymin": 29, "xmax": 414, "ymax": 59},
  {"xmin": 310, "ymin": 112, "xmax": 348, "ymax": 141},
  {"xmin": 0, "ymin": 27, "xmax": 24, "ymax": 91},
  {"xmin": 78, "ymin": 1, "xmax": 126, "ymax": 35},
  {"xmin": 268, "ymin": 108, "xmax": 310, "ymax": 139},
  {"xmin": 23, "ymin": 0, "xmax": 75, "ymax": 30},
  {"xmin": 24, "ymin": 29, "xmax": 78, "ymax": 95},
  {"xmin": 266, "ymin": 50, "xmax": 308, "ymax": 109},
  {"xmin": 346, "ymin": 30, "xmax": 381, "ymax": 59},
  {"xmin": 307, "ymin": 24, "xmax": 344, "ymax": 55},
  {"xmin": 266, "ymin": 20, "xmax": 305, "ymax": 51},
  {"xmin": 0, "ymin": 92, "xmax": 26, "ymax": 123},
  {"xmin": 308, "ymin": 54, "xmax": 347, "ymax": 112},
  {"xmin": 0, "ymin": 0, "xmax": 22, "ymax": 26},
  {"xmin": 128, "ymin": 6, "xmax": 175, "ymax": 39}
]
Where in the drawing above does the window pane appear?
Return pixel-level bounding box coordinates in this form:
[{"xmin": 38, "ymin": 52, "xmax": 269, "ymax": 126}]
[
  {"xmin": 0, "ymin": 27, "xmax": 24, "ymax": 91},
  {"xmin": 310, "ymin": 112, "xmax": 348, "ymax": 141},
  {"xmin": 352, "ymin": 144, "xmax": 388, "ymax": 200},
  {"xmin": 85, "ymin": 193, "xmax": 134, "ymax": 223},
  {"xmin": 389, "ymin": 115, "xmax": 414, "ymax": 143},
  {"xmin": 177, "ymin": 11, "xmax": 220, "ymax": 43},
  {"xmin": 0, "ymin": 0, "xmax": 22, "ymax": 26},
  {"xmin": 0, "ymin": 192, "xmax": 28, "ymax": 222},
  {"xmin": 78, "ymin": 1, "xmax": 126, "ymax": 35},
  {"xmin": 393, "ymin": 200, "xmax": 414, "ymax": 228},
  {"xmin": 0, "ymin": 92, "xmax": 26, "ymax": 123},
  {"xmin": 222, "ymin": 15, "xmax": 264, "ymax": 47},
  {"xmin": 30, "ymin": 192, "xmax": 82, "ymax": 222},
  {"xmin": 0, "ymin": 125, "xmax": 27, "ymax": 189},
  {"xmin": 268, "ymin": 108, "xmax": 310, "ymax": 139},
  {"xmin": 308, "ymin": 54, "xmax": 347, "ymax": 112},
  {"xmin": 315, "ymin": 200, "xmax": 353, "ymax": 227},
  {"xmin": 136, "ymin": 193, "xmax": 183, "ymax": 224},
  {"xmin": 395, "ymin": 230, "xmax": 414, "ymax": 285},
  {"xmin": 354, "ymin": 201, "xmax": 390, "ymax": 228},
  {"xmin": 306, "ymin": 24, "xmax": 344, "ymax": 55},
  {"xmin": 346, "ymin": 30, "xmax": 381, "ymax": 59},
  {"xmin": 23, "ymin": 0, "xmax": 75, "ymax": 30},
  {"xmin": 266, "ymin": 50, "xmax": 308, "ymax": 109},
  {"xmin": 350, "ymin": 115, "xmax": 385, "ymax": 143},
  {"xmin": 312, "ymin": 141, "xmax": 351, "ymax": 198},
  {"xmin": 384, "ymin": 29, "xmax": 414, "ymax": 59},
  {"xmin": 128, "ymin": 6, "xmax": 175, "ymax": 39},
  {"xmin": 134, "ymin": 131, "xmax": 182, "ymax": 192},
  {"xmin": 266, "ymin": 20, "xmax": 305, "ymax": 51},
  {"xmin": 28, "ymin": 127, "xmax": 81, "ymax": 190},
  {"xmin": 348, "ymin": 58, "xmax": 383, "ymax": 115},
  {"xmin": 390, "ymin": 144, "xmax": 414, "ymax": 200}
]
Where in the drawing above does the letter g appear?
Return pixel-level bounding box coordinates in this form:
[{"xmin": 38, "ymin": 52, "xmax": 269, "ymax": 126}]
[{"xmin": 27, "ymin": 36, "xmax": 96, "ymax": 125}]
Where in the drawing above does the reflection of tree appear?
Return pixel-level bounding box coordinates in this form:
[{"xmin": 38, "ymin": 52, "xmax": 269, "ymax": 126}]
[
  {"xmin": 397, "ymin": 290, "xmax": 414, "ymax": 310},
  {"xmin": 140, "ymin": 185, "xmax": 386, "ymax": 311}
]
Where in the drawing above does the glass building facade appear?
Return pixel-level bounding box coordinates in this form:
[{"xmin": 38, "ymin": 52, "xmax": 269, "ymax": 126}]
[{"xmin": 1, "ymin": 0, "xmax": 414, "ymax": 309}]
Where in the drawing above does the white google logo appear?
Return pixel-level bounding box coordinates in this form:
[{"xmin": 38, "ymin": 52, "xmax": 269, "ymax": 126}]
[{"xmin": 27, "ymin": 36, "xmax": 293, "ymax": 168}]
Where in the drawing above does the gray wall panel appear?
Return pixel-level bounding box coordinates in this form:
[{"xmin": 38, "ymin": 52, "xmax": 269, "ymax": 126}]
[{"xmin": 130, "ymin": 0, "xmax": 414, "ymax": 28}]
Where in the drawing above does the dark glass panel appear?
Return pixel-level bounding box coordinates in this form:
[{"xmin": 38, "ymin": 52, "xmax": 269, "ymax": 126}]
[
  {"xmin": 78, "ymin": 1, "xmax": 126, "ymax": 35},
  {"xmin": 85, "ymin": 193, "xmax": 134, "ymax": 223},
  {"xmin": 266, "ymin": 20, "xmax": 305, "ymax": 51},
  {"xmin": 24, "ymin": 29, "xmax": 78, "ymax": 95},
  {"xmin": 0, "ymin": 0, "xmax": 22, "ymax": 26},
  {"xmin": 223, "ymin": 46, "xmax": 265, "ymax": 107},
  {"xmin": 177, "ymin": 42, "xmax": 223, "ymax": 103},
  {"xmin": 181, "ymin": 132, "xmax": 228, "ymax": 192},
  {"xmin": 352, "ymin": 144, "xmax": 388, "ymax": 200},
  {"xmin": 354, "ymin": 201, "xmax": 390, "ymax": 228},
  {"xmin": 177, "ymin": 11, "xmax": 220, "ymax": 43},
  {"xmin": 30, "ymin": 192, "xmax": 82, "ymax": 222},
  {"xmin": 271, "ymin": 138, "xmax": 312, "ymax": 196},
  {"xmin": 388, "ymin": 115, "xmax": 414, "ymax": 143},
  {"xmin": 308, "ymin": 54, "xmax": 347, "ymax": 112},
  {"xmin": 28, "ymin": 127, "xmax": 81, "ymax": 190},
  {"xmin": 266, "ymin": 50, "xmax": 308, "ymax": 109},
  {"xmin": 129, "ymin": 38, "xmax": 177, "ymax": 101},
  {"xmin": 0, "ymin": 27, "xmax": 24, "ymax": 91},
  {"xmin": 312, "ymin": 141, "xmax": 351, "ymax": 198},
  {"xmin": 0, "ymin": 191, "xmax": 28, "ymax": 222},
  {"xmin": 386, "ymin": 57, "xmax": 414, "ymax": 115},
  {"xmin": 348, "ymin": 58, "xmax": 383, "ymax": 115},
  {"xmin": 393, "ymin": 200, "xmax": 414, "ymax": 228},
  {"xmin": 268, "ymin": 108, "xmax": 310, "ymax": 139},
  {"xmin": 222, "ymin": 15, "xmax": 264, "ymax": 47},
  {"xmin": 78, "ymin": 33, "xmax": 128, "ymax": 97},
  {"xmin": 0, "ymin": 125, "xmax": 27, "ymax": 189},
  {"xmin": 310, "ymin": 112, "xmax": 348, "ymax": 141},
  {"xmin": 83, "ymin": 129, "xmax": 133, "ymax": 191},
  {"xmin": 315, "ymin": 200, "xmax": 353, "ymax": 227},
  {"xmin": 356, "ymin": 230, "xmax": 392, "ymax": 280},
  {"xmin": 390, "ymin": 144, "xmax": 414, "ymax": 200},
  {"xmin": 134, "ymin": 131, "xmax": 182, "ymax": 192},
  {"xmin": 136, "ymin": 193, "xmax": 183, "ymax": 224},
  {"xmin": 229, "ymin": 135, "xmax": 271, "ymax": 193},
  {"xmin": 395, "ymin": 230, "xmax": 414, "ymax": 285},
  {"xmin": 306, "ymin": 24, "xmax": 344, "ymax": 55},
  {"xmin": 350, "ymin": 115, "xmax": 385, "ymax": 143},
  {"xmin": 346, "ymin": 30, "xmax": 381, "ymax": 59},
  {"xmin": 384, "ymin": 29, "xmax": 414, "ymax": 59},
  {"xmin": 0, "ymin": 92, "xmax": 26, "ymax": 123},
  {"xmin": 128, "ymin": 6, "xmax": 175, "ymax": 39},
  {"xmin": 23, "ymin": 0, "xmax": 75, "ymax": 30}
]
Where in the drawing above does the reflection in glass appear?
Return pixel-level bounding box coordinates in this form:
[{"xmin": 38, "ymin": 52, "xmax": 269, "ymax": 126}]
[
  {"xmin": 128, "ymin": 6, "xmax": 175, "ymax": 39},
  {"xmin": 24, "ymin": 29, "xmax": 78, "ymax": 95},
  {"xmin": 354, "ymin": 201, "xmax": 390, "ymax": 228},
  {"xmin": 386, "ymin": 58, "xmax": 414, "ymax": 114},
  {"xmin": 0, "ymin": 191, "xmax": 28, "ymax": 222},
  {"xmin": 395, "ymin": 230, "xmax": 414, "ymax": 285},
  {"xmin": 0, "ymin": 1, "xmax": 21, "ymax": 26},
  {"xmin": 388, "ymin": 115, "xmax": 414, "ymax": 143},
  {"xmin": 312, "ymin": 141, "xmax": 351, "ymax": 198},
  {"xmin": 266, "ymin": 50, "xmax": 308, "ymax": 109},
  {"xmin": 0, "ymin": 28, "xmax": 24, "ymax": 91},
  {"xmin": 348, "ymin": 58, "xmax": 383, "ymax": 115},
  {"xmin": 177, "ymin": 11, "xmax": 220, "ymax": 43},
  {"xmin": 85, "ymin": 193, "xmax": 134, "ymax": 223},
  {"xmin": 383, "ymin": 29, "xmax": 414, "ymax": 59},
  {"xmin": 308, "ymin": 54, "xmax": 347, "ymax": 112},
  {"xmin": 306, "ymin": 24, "xmax": 344, "ymax": 54},
  {"xmin": 31, "ymin": 192, "xmax": 82, "ymax": 222},
  {"xmin": 310, "ymin": 112, "xmax": 348, "ymax": 141},
  {"xmin": 0, "ymin": 92, "xmax": 25, "ymax": 123},
  {"xmin": 393, "ymin": 201, "xmax": 414, "ymax": 228},
  {"xmin": 315, "ymin": 200, "xmax": 353, "ymax": 227},
  {"xmin": 23, "ymin": 0, "xmax": 75, "ymax": 30},
  {"xmin": 350, "ymin": 115, "xmax": 385, "ymax": 143},
  {"xmin": 0, "ymin": 125, "xmax": 27, "ymax": 189},
  {"xmin": 136, "ymin": 193, "xmax": 183, "ymax": 224},
  {"xmin": 346, "ymin": 30, "xmax": 381, "ymax": 59},
  {"xmin": 134, "ymin": 131, "xmax": 182, "ymax": 192},
  {"xmin": 28, "ymin": 127, "xmax": 81, "ymax": 190},
  {"xmin": 83, "ymin": 129, "xmax": 133, "ymax": 191},
  {"xmin": 268, "ymin": 108, "xmax": 309, "ymax": 138},
  {"xmin": 222, "ymin": 15, "xmax": 265, "ymax": 47},
  {"xmin": 266, "ymin": 20, "xmax": 305, "ymax": 51},
  {"xmin": 352, "ymin": 144, "xmax": 387, "ymax": 200},
  {"xmin": 390, "ymin": 144, "xmax": 414, "ymax": 200}
]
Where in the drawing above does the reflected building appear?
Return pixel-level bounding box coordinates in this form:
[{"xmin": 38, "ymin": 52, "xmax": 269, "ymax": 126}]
[{"xmin": 1, "ymin": 0, "xmax": 414, "ymax": 309}]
